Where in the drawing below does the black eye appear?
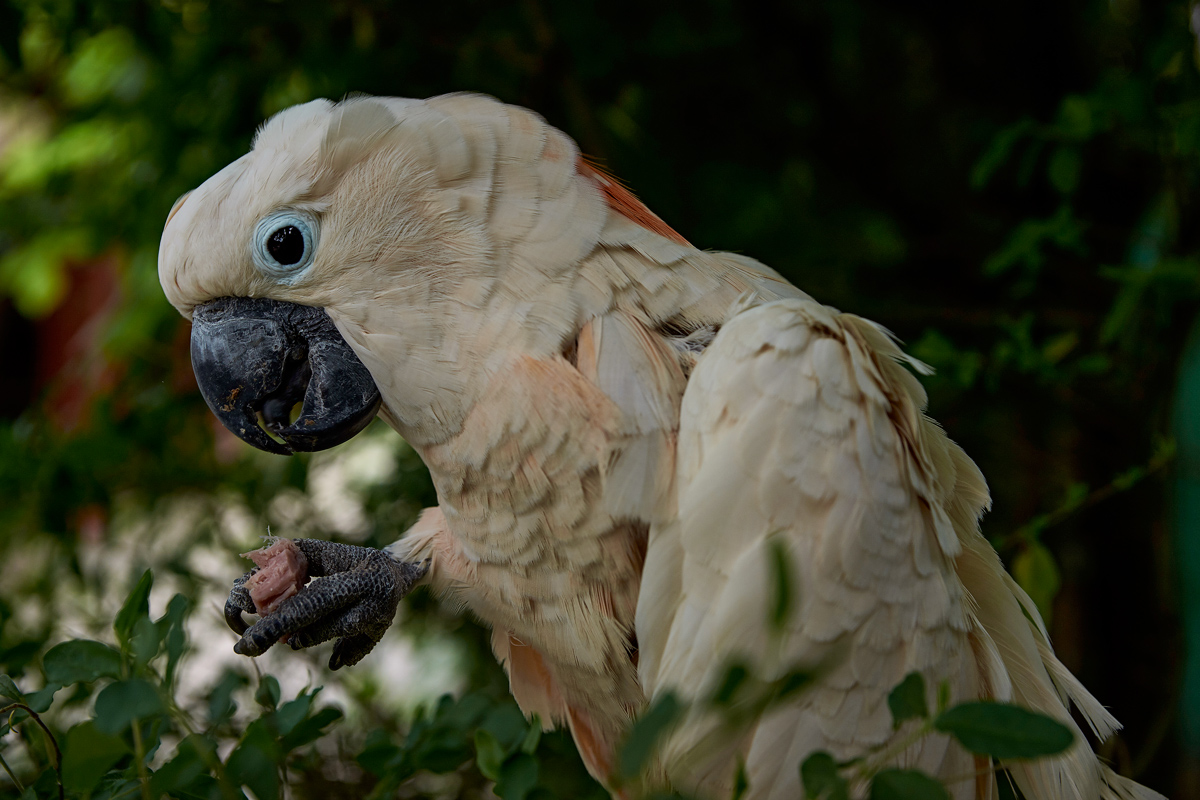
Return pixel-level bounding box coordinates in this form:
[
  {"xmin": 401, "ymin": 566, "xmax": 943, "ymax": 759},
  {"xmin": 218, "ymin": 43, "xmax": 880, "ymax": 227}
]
[
  {"xmin": 267, "ymin": 225, "xmax": 306, "ymax": 265},
  {"xmin": 253, "ymin": 211, "xmax": 318, "ymax": 282}
]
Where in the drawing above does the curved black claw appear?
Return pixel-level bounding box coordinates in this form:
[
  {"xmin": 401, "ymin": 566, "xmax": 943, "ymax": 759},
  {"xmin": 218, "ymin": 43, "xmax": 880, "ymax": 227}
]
[
  {"xmin": 224, "ymin": 569, "xmax": 258, "ymax": 635},
  {"xmin": 230, "ymin": 540, "xmax": 428, "ymax": 670}
]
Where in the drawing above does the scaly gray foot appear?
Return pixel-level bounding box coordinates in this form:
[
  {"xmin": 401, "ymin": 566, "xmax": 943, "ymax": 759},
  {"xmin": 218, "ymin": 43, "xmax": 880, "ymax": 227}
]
[{"xmin": 224, "ymin": 539, "xmax": 428, "ymax": 669}]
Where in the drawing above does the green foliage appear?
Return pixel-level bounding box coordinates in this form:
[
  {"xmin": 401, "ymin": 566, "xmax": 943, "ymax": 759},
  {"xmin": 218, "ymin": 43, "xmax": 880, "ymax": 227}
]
[
  {"xmin": 801, "ymin": 752, "xmax": 848, "ymax": 800},
  {"xmin": 0, "ymin": 571, "xmax": 604, "ymax": 799},
  {"xmin": 798, "ymin": 672, "xmax": 1073, "ymax": 800},
  {"xmin": 934, "ymin": 703, "xmax": 1074, "ymax": 761},
  {"xmin": 868, "ymin": 770, "xmax": 949, "ymax": 800},
  {"xmin": 616, "ymin": 692, "xmax": 683, "ymax": 784},
  {"xmin": 886, "ymin": 672, "xmax": 928, "ymax": 729}
]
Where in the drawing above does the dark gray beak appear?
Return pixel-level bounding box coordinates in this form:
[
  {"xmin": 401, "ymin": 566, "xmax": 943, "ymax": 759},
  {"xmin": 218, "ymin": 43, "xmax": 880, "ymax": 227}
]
[{"xmin": 190, "ymin": 297, "xmax": 381, "ymax": 455}]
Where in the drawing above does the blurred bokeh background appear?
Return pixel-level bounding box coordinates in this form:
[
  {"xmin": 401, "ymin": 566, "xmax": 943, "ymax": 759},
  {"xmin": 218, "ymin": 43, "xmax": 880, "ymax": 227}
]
[{"xmin": 0, "ymin": 0, "xmax": 1195, "ymax": 797}]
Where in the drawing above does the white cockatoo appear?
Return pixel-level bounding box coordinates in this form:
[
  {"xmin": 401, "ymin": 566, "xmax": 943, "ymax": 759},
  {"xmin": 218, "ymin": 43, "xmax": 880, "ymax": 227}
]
[{"xmin": 158, "ymin": 93, "xmax": 1161, "ymax": 800}]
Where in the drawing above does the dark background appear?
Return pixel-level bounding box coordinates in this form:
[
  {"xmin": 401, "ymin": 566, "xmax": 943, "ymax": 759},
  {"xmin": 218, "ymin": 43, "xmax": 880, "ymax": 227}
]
[{"xmin": 0, "ymin": 0, "xmax": 1191, "ymax": 796}]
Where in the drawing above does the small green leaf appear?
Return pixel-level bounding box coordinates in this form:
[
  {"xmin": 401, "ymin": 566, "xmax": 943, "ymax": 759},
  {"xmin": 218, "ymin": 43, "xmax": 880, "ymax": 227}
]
[
  {"xmin": 888, "ymin": 672, "xmax": 928, "ymax": 728},
  {"xmin": 207, "ymin": 670, "xmax": 246, "ymax": 725},
  {"xmin": 281, "ymin": 706, "xmax": 342, "ymax": 751},
  {"xmin": 801, "ymin": 752, "xmax": 848, "ymax": 800},
  {"xmin": 93, "ymin": 677, "xmax": 164, "ymax": 734},
  {"xmin": 494, "ymin": 752, "xmax": 538, "ymax": 800},
  {"xmin": 227, "ymin": 720, "xmax": 282, "ymax": 800},
  {"xmin": 161, "ymin": 594, "xmax": 188, "ymax": 685},
  {"xmin": 1012, "ymin": 543, "xmax": 1061, "ymax": 624},
  {"xmin": 62, "ymin": 720, "xmax": 130, "ymax": 793},
  {"xmin": 274, "ymin": 687, "xmax": 319, "ymax": 736},
  {"xmin": 616, "ymin": 692, "xmax": 683, "ymax": 782},
  {"xmin": 0, "ymin": 674, "xmax": 23, "ymax": 701},
  {"xmin": 732, "ymin": 758, "xmax": 749, "ymax": 800},
  {"xmin": 711, "ymin": 662, "xmax": 750, "ymax": 707},
  {"xmin": 776, "ymin": 667, "xmax": 818, "ymax": 701},
  {"xmin": 23, "ymin": 684, "xmax": 59, "ymax": 713},
  {"xmin": 1047, "ymin": 146, "xmax": 1081, "ymax": 194},
  {"xmin": 767, "ymin": 537, "xmax": 794, "ymax": 632},
  {"xmin": 131, "ymin": 615, "xmax": 160, "ymax": 668},
  {"xmin": 480, "ymin": 703, "xmax": 529, "ymax": 751},
  {"xmin": 43, "ymin": 640, "xmax": 122, "ymax": 684},
  {"xmin": 934, "ymin": 702, "xmax": 1074, "ymax": 759},
  {"xmin": 114, "ymin": 569, "xmax": 153, "ymax": 646},
  {"xmin": 256, "ymin": 675, "xmax": 281, "ymax": 710},
  {"xmin": 148, "ymin": 735, "xmax": 211, "ymax": 795},
  {"xmin": 1056, "ymin": 95, "xmax": 1093, "ymax": 140},
  {"xmin": 519, "ymin": 718, "xmax": 542, "ymax": 755},
  {"xmin": 870, "ymin": 769, "xmax": 950, "ymax": 800},
  {"xmin": 475, "ymin": 728, "xmax": 505, "ymax": 781},
  {"xmin": 971, "ymin": 119, "xmax": 1035, "ymax": 189},
  {"xmin": 356, "ymin": 729, "xmax": 402, "ymax": 777},
  {"xmin": 936, "ymin": 681, "xmax": 951, "ymax": 715}
]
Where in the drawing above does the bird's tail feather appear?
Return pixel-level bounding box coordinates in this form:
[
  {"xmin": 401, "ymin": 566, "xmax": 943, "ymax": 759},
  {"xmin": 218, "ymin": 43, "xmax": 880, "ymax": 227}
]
[{"xmin": 943, "ymin": 444, "xmax": 1165, "ymax": 800}]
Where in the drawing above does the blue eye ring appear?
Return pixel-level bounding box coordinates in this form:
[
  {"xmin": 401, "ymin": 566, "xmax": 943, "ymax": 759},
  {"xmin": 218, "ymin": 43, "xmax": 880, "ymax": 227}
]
[{"xmin": 251, "ymin": 210, "xmax": 319, "ymax": 284}]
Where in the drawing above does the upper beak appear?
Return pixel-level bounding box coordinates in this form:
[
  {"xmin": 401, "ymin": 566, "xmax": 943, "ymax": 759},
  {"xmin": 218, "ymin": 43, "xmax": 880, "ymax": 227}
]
[{"xmin": 190, "ymin": 297, "xmax": 381, "ymax": 455}]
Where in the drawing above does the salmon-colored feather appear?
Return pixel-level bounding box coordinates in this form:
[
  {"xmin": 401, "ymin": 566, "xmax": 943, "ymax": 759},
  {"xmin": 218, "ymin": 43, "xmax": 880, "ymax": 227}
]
[{"xmin": 578, "ymin": 158, "xmax": 690, "ymax": 247}]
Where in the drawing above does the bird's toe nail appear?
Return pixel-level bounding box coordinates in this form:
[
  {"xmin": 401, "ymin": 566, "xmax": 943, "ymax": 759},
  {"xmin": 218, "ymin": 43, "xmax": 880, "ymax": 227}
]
[{"xmin": 225, "ymin": 604, "xmax": 249, "ymax": 635}]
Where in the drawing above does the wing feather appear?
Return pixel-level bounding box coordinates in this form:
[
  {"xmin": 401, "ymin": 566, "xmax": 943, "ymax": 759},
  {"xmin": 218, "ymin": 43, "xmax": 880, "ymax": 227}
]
[{"xmin": 636, "ymin": 297, "xmax": 1163, "ymax": 800}]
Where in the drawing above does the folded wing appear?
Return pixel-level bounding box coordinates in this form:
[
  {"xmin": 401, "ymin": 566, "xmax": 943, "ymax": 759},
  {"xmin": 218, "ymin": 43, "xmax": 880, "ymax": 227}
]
[{"xmin": 636, "ymin": 297, "xmax": 1162, "ymax": 800}]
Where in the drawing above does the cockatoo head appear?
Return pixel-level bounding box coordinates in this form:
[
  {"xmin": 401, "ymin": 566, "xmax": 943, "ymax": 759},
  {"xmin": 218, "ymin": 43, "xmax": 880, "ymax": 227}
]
[{"xmin": 160, "ymin": 94, "xmax": 614, "ymax": 452}]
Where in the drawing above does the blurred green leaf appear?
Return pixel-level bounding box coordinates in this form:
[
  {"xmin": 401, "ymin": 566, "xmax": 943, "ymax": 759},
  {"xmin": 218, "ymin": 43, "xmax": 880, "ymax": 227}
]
[
  {"xmin": 495, "ymin": 752, "xmax": 538, "ymax": 800},
  {"xmin": 520, "ymin": 718, "xmax": 542, "ymax": 755},
  {"xmin": 711, "ymin": 662, "xmax": 750, "ymax": 707},
  {"xmin": 161, "ymin": 594, "xmax": 188, "ymax": 686},
  {"xmin": 616, "ymin": 692, "xmax": 683, "ymax": 783},
  {"xmin": 732, "ymin": 758, "xmax": 749, "ymax": 800},
  {"xmin": 934, "ymin": 702, "xmax": 1073, "ymax": 759},
  {"xmin": 256, "ymin": 674, "xmax": 281, "ymax": 711},
  {"xmin": 274, "ymin": 687, "xmax": 319, "ymax": 737},
  {"xmin": 43, "ymin": 640, "xmax": 122, "ymax": 685},
  {"xmin": 972, "ymin": 119, "xmax": 1035, "ymax": 189},
  {"xmin": 94, "ymin": 677, "xmax": 164, "ymax": 734},
  {"xmin": 148, "ymin": 734, "xmax": 212, "ymax": 796},
  {"xmin": 207, "ymin": 670, "xmax": 247, "ymax": 726},
  {"xmin": 1047, "ymin": 146, "xmax": 1081, "ymax": 194},
  {"xmin": 114, "ymin": 569, "xmax": 153, "ymax": 647},
  {"xmin": 282, "ymin": 705, "xmax": 342, "ymax": 751},
  {"xmin": 887, "ymin": 672, "xmax": 928, "ymax": 729},
  {"xmin": 131, "ymin": 615, "xmax": 159, "ymax": 668},
  {"xmin": 869, "ymin": 769, "xmax": 950, "ymax": 800},
  {"xmin": 1057, "ymin": 95, "xmax": 1094, "ymax": 140},
  {"xmin": 1012, "ymin": 543, "xmax": 1062, "ymax": 624},
  {"xmin": 475, "ymin": 728, "xmax": 505, "ymax": 781},
  {"xmin": 227, "ymin": 719, "xmax": 282, "ymax": 800},
  {"xmin": 62, "ymin": 720, "xmax": 129, "ymax": 793},
  {"xmin": 801, "ymin": 752, "xmax": 848, "ymax": 800},
  {"xmin": 60, "ymin": 28, "xmax": 147, "ymax": 107},
  {"xmin": 23, "ymin": 684, "xmax": 59, "ymax": 714},
  {"xmin": 767, "ymin": 537, "xmax": 794, "ymax": 632},
  {"xmin": 0, "ymin": 674, "xmax": 23, "ymax": 702}
]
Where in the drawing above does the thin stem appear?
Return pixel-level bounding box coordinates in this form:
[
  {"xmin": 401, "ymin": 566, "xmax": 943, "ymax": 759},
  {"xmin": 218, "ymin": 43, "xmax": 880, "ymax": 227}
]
[
  {"xmin": 993, "ymin": 443, "xmax": 1175, "ymax": 553},
  {"xmin": 130, "ymin": 720, "xmax": 153, "ymax": 800},
  {"xmin": 0, "ymin": 703, "xmax": 63, "ymax": 800},
  {"xmin": 0, "ymin": 748, "xmax": 25, "ymax": 793},
  {"xmin": 853, "ymin": 720, "xmax": 935, "ymax": 781},
  {"xmin": 166, "ymin": 697, "xmax": 240, "ymax": 800}
]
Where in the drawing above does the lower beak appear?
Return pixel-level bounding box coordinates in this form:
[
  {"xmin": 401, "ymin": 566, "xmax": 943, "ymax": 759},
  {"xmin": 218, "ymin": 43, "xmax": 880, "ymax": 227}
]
[{"xmin": 190, "ymin": 297, "xmax": 381, "ymax": 455}]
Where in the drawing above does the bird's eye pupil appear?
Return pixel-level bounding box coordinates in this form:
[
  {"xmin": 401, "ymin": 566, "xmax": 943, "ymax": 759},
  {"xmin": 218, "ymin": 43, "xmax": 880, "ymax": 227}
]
[{"xmin": 267, "ymin": 225, "xmax": 305, "ymax": 265}]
